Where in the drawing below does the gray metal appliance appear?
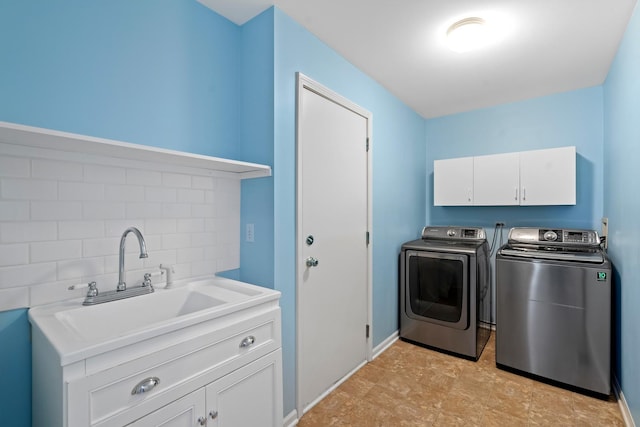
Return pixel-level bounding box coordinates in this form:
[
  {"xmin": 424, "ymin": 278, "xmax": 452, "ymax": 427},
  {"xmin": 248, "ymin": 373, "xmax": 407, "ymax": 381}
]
[
  {"xmin": 496, "ymin": 227, "xmax": 611, "ymax": 395},
  {"xmin": 400, "ymin": 226, "xmax": 491, "ymax": 360}
]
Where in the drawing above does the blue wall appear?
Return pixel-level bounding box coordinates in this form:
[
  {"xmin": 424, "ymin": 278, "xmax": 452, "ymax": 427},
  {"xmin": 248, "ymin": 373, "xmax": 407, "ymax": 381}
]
[
  {"xmin": 272, "ymin": 8, "xmax": 426, "ymax": 415},
  {"xmin": 426, "ymin": 86, "xmax": 604, "ymax": 231},
  {"xmin": 603, "ymin": 2, "xmax": 640, "ymax": 422},
  {"xmin": 238, "ymin": 9, "xmax": 275, "ymax": 289},
  {"xmin": 425, "ymin": 87, "xmax": 604, "ymax": 325},
  {"xmin": 0, "ymin": 0, "xmax": 242, "ymax": 159},
  {"xmin": 0, "ymin": 1, "xmax": 244, "ymax": 425},
  {"xmin": 0, "ymin": 309, "xmax": 31, "ymax": 427}
]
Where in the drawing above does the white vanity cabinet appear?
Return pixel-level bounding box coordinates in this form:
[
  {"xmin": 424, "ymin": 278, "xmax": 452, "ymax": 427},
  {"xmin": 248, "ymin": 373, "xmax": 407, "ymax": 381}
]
[
  {"xmin": 128, "ymin": 350, "xmax": 282, "ymax": 427},
  {"xmin": 30, "ymin": 280, "xmax": 283, "ymax": 427},
  {"xmin": 433, "ymin": 156, "xmax": 474, "ymax": 206}
]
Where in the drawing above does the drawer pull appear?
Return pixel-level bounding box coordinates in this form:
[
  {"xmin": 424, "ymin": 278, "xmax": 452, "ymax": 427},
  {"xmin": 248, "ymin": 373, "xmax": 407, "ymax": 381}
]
[
  {"xmin": 131, "ymin": 377, "xmax": 160, "ymax": 395},
  {"xmin": 239, "ymin": 335, "xmax": 256, "ymax": 348}
]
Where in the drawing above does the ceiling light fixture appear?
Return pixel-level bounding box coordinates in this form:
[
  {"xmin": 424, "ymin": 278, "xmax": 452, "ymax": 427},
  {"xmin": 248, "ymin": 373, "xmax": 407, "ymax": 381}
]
[{"xmin": 446, "ymin": 17, "xmax": 492, "ymax": 53}]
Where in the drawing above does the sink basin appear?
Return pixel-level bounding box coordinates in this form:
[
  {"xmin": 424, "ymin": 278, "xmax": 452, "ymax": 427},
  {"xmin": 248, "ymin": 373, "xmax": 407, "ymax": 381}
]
[
  {"xmin": 28, "ymin": 276, "xmax": 280, "ymax": 365},
  {"xmin": 55, "ymin": 289, "xmax": 226, "ymax": 341}
]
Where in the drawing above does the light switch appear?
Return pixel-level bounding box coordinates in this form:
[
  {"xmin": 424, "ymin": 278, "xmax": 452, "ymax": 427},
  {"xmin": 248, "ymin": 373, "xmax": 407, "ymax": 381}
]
[{"xmin": 246, "ymin": 223, "xmax": 255, "ymax": 242}]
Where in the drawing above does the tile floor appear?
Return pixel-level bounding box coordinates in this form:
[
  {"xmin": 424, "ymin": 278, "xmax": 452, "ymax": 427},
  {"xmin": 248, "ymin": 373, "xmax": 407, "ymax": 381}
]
[{"xmin": 298, "ymin": 333, "xmax": 624, "ymax": 426}]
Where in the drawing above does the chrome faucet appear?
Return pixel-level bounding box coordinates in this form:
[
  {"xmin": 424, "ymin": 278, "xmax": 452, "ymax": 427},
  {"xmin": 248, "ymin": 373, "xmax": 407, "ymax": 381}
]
[{"xmin": 117, "ymin": 227, "xmax": 148, "ymax": 291}]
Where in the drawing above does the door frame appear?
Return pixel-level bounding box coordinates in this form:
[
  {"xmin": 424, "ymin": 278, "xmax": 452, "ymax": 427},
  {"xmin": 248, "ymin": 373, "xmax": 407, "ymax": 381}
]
[{"xmin": 295, "ymin": 72, "xmax": 373, "ymax": 417}]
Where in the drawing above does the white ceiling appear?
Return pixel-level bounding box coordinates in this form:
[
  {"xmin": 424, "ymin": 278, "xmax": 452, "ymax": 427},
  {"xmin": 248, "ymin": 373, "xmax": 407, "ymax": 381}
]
[{"xmin": 198, "ymin": 0, "xmax": 637, "ymax": 119}]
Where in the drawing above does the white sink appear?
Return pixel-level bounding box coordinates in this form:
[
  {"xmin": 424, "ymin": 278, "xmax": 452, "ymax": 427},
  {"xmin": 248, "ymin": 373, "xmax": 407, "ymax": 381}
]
[
  {"xmin": 55, "ymin": 289, "xmax": 226, "ymax": 341},
  {"xmin": 29, "ymin": 276, "xmax": 280, "ymax": 365}
]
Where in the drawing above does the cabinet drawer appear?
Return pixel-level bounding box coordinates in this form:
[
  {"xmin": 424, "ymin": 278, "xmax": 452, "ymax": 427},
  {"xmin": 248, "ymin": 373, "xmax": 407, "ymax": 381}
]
[{"xmin": 67, "ymin": 308, "xmax": 280, "ymax": 426}]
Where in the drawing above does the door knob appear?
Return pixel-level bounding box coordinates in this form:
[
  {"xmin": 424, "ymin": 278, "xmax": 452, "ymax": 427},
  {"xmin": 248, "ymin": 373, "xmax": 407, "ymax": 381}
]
[{"xmin": 305, "ymin": 257, "xmax": 319, "ymax": 267}]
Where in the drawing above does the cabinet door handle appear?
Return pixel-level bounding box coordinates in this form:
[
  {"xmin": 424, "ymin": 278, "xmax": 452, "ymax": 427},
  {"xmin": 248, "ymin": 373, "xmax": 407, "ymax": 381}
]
[
  {"xmin": 210, "ymin": 410, "xmax": 219, "ymax": 419},
  {"xmin": 197, "ymin": 416, "xmax": 207, "ymax": 425},
  {"xmin": 515, "ymin": 188, "xmax": 518, "ymax": 201},
  {"xmin": 523, "ymin": 187, "xmax": 526, "ymax": 201},
  {"xmin": 131, "ymin": 377, "xmax": 160, "ymax": 395},
  {"xmin": 240, "ymin": 335, "xmax": 256, "ymax": 348}
]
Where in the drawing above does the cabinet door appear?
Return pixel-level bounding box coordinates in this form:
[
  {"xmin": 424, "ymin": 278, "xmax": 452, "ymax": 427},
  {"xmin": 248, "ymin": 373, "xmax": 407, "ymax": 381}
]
[
  {"xmin": 520, "ymin": 146, "xmax": 576, "ymax": 205},
  {"xmin": 206, "ymin": 350, "xmax": 283, "ymax": 427},
  {"xmin": 126, "ymin": 389, "xmax": 206, "ymax": 427},
  {"xmin": 473, "ymin": 152, "xmax": 520, "ymax": 205},
  {"xmin": 434, "ymin": 157, "xmax": 473, "ymax": 206}
]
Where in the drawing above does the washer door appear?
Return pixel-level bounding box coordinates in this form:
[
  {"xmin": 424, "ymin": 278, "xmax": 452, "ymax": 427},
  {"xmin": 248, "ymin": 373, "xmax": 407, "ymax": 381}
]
[{"xmin": 405, "ymin": 250, "xmax": 469, "ymax": 330}]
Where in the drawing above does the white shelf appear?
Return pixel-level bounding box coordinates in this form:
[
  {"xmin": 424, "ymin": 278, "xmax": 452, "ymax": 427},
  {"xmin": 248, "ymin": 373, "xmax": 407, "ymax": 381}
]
[{"xmin": 0, "ymin": 121, "xmax": 271, "ymax": 179}]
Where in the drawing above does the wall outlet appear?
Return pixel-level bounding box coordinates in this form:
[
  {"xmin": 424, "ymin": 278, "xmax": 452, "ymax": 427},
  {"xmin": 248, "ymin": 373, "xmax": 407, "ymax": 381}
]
[
  {"xmin": 246, "ymin": 223, "xmax": 255, "ymax": 242},
  {"xmin": 601, "ymin": 217, "xmax": 608, "ymax": 250}
]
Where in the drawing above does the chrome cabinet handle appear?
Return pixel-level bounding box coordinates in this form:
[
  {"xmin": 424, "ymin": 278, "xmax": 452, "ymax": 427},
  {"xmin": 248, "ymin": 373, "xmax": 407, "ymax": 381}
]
[
  {"xmin": 305, "ymin": 257, "xmax": 319, "ymax": 267},
  {"xmin": 240, "ymin": 335, "xmax": 255, "ymax": 348},
  {"xmin": 197, "ymin": 416, "xmax": 207, "ymax": 425},
  {"xmin": 131, "ymin": 377, "xmax": 160, "ymax": 395},
  {"xmin": 515, "ymin": 188, "xmax": 518, "ymax": 201},
  {"xmin": 209, "ymin": 410, "xmax": 218, "ymax": 419}
]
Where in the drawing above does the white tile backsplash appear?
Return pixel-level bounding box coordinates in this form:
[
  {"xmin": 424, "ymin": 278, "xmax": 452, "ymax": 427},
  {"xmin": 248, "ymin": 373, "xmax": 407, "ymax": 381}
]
[
  {"xmin": 31, "ymin": 240, "xmax": 82, "ymax": 263},
  {"xmin": 0, "ymin": 148, "xmax": 242, "ymax": 309},
  {"xmin": 0, "ymin": 221, "xmax": 57, "ymax": 243},
  {"xmin": 1, "ymin": 178, "xmax": 57, "ymax": 200},
  {"xmin": 0, "ymin": 201, "xmax": 29, "ymax": 221},
  {"xmin": 192, "ymin": 176, "xmax": 214, "ymax": 190},
  {"xmin": 105, "ymin": 184, "xmax": 145, "ymax": 202},
  {"xmin": 0, "ymin": 156, "xmax": 30, "ymax": 178},
  {"xmin": 0, "ymin": 244, "xmax": 29, "ymax": 267},
  {"xmin": 84, "ymin": 165, "xmax": 126, "ymax": 184},
  {"xmin": 31, "ymin": 201, "xmax": 82, "ymax": 220},
  {"xmin": 59, "ymin": 182, "xmax": 104, "ymax": 201},
  {"xmin": 126, "ymin": 169, "xmax": 161, "ymax": 186},
  {"xmin": 58, "ymin": 220, "xmax": 104, "ymax": 240},
  {"xmin": 31, "ymin": 159, "xmax": 83, "ymax": 181},
  {"xmin": 162, "ymin": 172, "xmax": 192, "ymax": 188},
  {"xmin": 0, "ymin": 286, "xmax": 29, "ymax": 311}
]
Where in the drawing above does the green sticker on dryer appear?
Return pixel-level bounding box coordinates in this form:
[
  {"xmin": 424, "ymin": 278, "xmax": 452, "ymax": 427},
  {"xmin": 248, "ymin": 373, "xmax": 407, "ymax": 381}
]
[{"xmin": 597, "ymin": 271, "xmax": 607, "ymax": 281}]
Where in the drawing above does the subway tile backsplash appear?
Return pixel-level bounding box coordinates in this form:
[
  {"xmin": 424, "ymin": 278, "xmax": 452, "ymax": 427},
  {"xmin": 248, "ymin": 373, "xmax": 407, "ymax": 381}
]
[{"xmin": 0, "ymin": 151, "xmax": 241, "ymax": 310}]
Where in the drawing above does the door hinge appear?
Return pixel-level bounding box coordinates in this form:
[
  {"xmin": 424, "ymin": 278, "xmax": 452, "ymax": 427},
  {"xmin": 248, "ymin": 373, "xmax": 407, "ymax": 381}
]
[
  {"xmin": 366, "ymin": 324, "xmax": 370, "ymax": 339},
  {"xmin": 366, "ymin": 137, "xmax": 369, "ymax": 152},
  {"xmin": 366, "ymin": 231, "xmax": 370, "ymax": 246}
]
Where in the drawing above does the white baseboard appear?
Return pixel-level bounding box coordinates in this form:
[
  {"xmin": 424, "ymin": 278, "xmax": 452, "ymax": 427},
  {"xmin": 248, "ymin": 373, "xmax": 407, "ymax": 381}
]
[
  {"xmin": 372, "ymin": 330, "xmax": 399, "ymax": 359},
  {"xmin": 614, "ymin": 376, "xmax": 636, "ymax": 427},
  {"xmin": 283, "ymin": 409, "xmax": 298, "ymax": 427}
]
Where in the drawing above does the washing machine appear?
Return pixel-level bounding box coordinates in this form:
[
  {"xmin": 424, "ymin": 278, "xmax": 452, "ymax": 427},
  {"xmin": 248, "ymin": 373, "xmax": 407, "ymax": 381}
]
[
  {"xmin": 496, "ymin": 227, "xmax": 611, "ymax": 395},
  {"xmin": 400, "ymin": 226, "xmax": 491, "ymax": 360}
]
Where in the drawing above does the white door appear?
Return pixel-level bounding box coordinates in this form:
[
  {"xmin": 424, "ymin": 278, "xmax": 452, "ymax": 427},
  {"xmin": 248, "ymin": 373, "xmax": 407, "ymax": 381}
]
[
  {"xmin": 206, "ymin": 350, "xmax": 283, "ymax": 427},
  {"xmin": 519, "ymin": 146, "xmax": 576, "ymax": 205},
  {"xmin": 433, "ymin": 157, "xmax": 474, "ymax": 205},
  {"xmin": 296, "ymin": 74, "xmax": 371, "ymax": 414},
  {"xmin": 473, "ymin": 152, "xmax": 520, "ymax": 205}
]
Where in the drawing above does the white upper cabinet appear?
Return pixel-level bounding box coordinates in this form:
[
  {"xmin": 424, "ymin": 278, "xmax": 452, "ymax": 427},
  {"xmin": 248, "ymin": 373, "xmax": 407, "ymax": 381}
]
[
  {"xmin": 434, "ymin": 156, "xmax": 473, "ymax": 206},
  {"xmin": 473, "ymin": 152, "xmax": 520, "ymax": 206},
  {"xmin": 434, "ymin": 146, "xmax": 576, "ymax": 207},
  {"xmin": 519, "ymin": 146, "xmax": 576, "ymax": 206}
]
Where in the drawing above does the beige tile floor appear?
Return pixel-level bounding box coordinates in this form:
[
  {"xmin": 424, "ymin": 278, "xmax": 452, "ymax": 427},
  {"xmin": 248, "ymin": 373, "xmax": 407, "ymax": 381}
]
[{"xmin": 298, "ymin": 333, "xmax": 624, "ymax": 426}]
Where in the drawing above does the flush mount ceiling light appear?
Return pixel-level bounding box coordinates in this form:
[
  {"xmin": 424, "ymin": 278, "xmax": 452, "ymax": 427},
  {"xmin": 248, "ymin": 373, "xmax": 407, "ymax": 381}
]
[{"xmin": 446, "ymin": 17, "xmax": 493, "ymax": 53}]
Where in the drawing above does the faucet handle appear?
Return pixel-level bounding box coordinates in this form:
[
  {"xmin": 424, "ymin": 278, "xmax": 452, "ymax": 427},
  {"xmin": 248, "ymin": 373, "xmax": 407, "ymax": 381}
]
[
  {"xmin": 68, "ymin": 281, "xmax": 99, "ymax": 297},
  {"xmin": 143, "ymin": 273, "xmax": 153, "ymax": 288}
]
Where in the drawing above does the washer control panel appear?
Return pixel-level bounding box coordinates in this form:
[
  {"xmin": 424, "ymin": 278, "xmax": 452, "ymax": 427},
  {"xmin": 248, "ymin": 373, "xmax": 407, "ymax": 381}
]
[{"xmin": 508, "ymin": 227, "xmax": 600, "ymax": 247}]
